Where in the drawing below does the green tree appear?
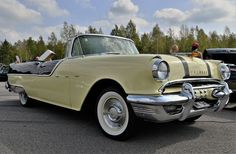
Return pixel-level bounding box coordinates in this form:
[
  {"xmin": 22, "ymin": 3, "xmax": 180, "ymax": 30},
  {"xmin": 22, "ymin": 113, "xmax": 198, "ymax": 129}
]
[
  {"xmin": 0, "ymin": 40, "xmax": 12, "ymax": 64},
  {"xmin": 37, "ymin": 36, "xmax": 47, "ymax": 55},
  {"xmin": 54, "ymin": 41, "xmax": 65, "ymax": 59},
  {"xmin": 48, "ymin": 32, "xmax": 58, "ymax": 52},
  {"xmin": 196, "ymin": 27, "xmax": 209, "ymax": 50},
  {"xmin": 110, "ymin": 25, "xmax": 126, "ymax": 37},
  {"xmin": 60, "ymin": 21, "xmax": 77, "ymax": 42},
  {"xmin": 140, "ymin": 33, "xmax": 151, "ymax": 53},
  {"xmin": 228, "ymin": 33, "xmax": 236, "ymax": 47},
  {"xmin": 209, "ymin": 31, "xmax": 220, "ymax": 48},
  {"xmin": 178, "ymin": 25, "xmax": 190, "ymax": 52},
  {"xmin": 150, "ymin": 24, "xmax": 165, "ymax": 54},
  {"xmin": 26, "ymin": 37, "xmax": 37, "ymax": 59},
  {"xmin": 165, "ymin": 28, "xmax": 176, "ymax": 52},
  {"xmin": 13, "ymin": 40, "xmax": 28, "ymax": 62},
  {"xmin": 126, "ymin": 20, "xmax": 141, "ymax": 51},
  {"xmin": 85, "ymin": 25, "xmax": 100, "ymax": 34}
]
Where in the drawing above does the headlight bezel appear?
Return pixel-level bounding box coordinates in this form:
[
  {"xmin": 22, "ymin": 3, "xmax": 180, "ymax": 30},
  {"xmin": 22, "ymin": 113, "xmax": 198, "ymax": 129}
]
[
  {"xmin": 152, "ymin": 60, "xmax": 170, "ymax": 80},
  {"xmin": 219, "ymin": 63, "xmax": 231, "ymax": 80}
]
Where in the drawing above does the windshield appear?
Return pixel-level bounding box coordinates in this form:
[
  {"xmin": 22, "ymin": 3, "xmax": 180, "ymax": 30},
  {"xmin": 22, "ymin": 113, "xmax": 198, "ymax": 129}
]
[{"xmin": 78, "ymin": 35, "xmax": 139, "ymax": 55}]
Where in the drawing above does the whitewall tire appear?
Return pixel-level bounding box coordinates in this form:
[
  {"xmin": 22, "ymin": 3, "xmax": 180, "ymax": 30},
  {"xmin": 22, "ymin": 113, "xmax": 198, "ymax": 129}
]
[
  {"xmin": 19, "ymin": 91, "xmax": 31, "ymax": 107},
  {"xmin": 96, "ymin": 89, "xmax": 135, "ymax": 140}
]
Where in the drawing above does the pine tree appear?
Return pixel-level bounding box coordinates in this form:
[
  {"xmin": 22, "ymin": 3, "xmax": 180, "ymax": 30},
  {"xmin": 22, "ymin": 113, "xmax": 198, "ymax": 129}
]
[
  {"xmin": 61, "ymin": 21, "xmax": 77, "ymax": 42},
  {"xmin": 140, "ymin": 33, "xmax": 151, "ymax": 53},
  {"xmin": 0, "ymin": 40, "xmax": 12, "ymax": 64},
  {"xmin": 126, "ymin": 20, "xmax": 141, "ymax": 51},
  {"xmin": 37, "ymin": 36, "xmax": 47, "ymax": 55}
]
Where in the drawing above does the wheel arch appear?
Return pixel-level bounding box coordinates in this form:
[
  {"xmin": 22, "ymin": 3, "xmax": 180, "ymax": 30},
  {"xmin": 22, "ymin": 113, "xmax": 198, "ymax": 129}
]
[{"xmin": 81, "ymin": 78, "xmax": 127, "ymax": 112}]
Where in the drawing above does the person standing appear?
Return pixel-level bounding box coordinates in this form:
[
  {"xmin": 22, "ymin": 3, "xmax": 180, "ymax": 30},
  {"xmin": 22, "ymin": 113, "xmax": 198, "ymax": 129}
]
[
  {"xmin": 191, "ymin": 42, "xmax": 202, "ymax": 58},
  {"xmin": 170, "ymin": 44, "xmax": 179, "ymax": 55}
]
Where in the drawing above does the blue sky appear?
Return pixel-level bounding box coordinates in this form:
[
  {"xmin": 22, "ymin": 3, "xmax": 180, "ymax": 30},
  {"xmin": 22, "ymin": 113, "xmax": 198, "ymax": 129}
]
[{"xmin": 0, "ymin": 0, "xmax": 236, "ymax": 43}]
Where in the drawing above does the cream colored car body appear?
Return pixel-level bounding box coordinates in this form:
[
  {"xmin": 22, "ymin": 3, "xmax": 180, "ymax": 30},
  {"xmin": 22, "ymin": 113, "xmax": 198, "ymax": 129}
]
[
  {"xmin": 6, "ymin": 34, "xmax": 232, "ymax": 140},
  {"xmin": 8, "ymin": 54, "xmax": 222, "ymax": 111}
]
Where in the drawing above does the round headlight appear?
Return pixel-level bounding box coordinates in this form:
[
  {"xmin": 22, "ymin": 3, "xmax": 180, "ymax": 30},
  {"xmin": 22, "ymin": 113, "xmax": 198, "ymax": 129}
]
[
  {"xmin": 152, "ymin": 60, "xmax": 169, "ymax": 80},
  {"xmin": 219, "ymin": 64, "xmax": 230, "ymax": 80}
]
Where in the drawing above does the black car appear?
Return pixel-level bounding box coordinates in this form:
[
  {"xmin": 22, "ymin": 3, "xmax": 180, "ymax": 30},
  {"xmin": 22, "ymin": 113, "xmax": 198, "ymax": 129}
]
[
  {"xmin": 203, "ymin": 48, "xmax": 236, "ymax": 108},
  {"xmin": 0, "ymin": 64, "xmax": 9, "ymax": 82}
]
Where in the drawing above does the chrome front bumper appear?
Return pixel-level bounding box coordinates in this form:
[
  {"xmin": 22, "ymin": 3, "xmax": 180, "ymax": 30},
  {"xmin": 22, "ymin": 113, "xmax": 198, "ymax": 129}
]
[{"xmin": 127, "ymin": 81, "xmax": 232, "ymax": 122}]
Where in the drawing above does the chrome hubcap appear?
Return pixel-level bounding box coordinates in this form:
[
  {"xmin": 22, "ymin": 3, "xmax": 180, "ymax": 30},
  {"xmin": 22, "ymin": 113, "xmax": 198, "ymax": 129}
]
[
  {"xmin": 103, "ymin": 98, "xmax": 125, "ymax": 128},
  {"xmin": 108, "ymin": 105, "xmax": 122, "ymax": 122},
  {"xmin": 20, "ymin": 92, "xmax": 27, "ymax": 105}
]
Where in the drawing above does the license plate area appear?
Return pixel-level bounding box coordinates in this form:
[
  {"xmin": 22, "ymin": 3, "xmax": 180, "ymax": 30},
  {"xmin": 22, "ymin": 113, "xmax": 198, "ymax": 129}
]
[{"xmin": 194, "ymin": 101, "xmax": 210, "ymax": 109}]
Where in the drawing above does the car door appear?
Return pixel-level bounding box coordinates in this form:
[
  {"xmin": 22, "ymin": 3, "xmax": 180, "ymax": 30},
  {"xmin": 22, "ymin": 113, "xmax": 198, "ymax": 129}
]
[{"xmin": 33, "ymin": 60, "xmax": 70, "ymax": 108}]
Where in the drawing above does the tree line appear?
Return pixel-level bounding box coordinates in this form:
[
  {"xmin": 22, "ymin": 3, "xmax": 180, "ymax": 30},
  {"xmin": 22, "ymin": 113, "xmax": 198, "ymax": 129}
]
[{"xmin": 1, "ymin": 20, "xmax": 236, "ymax": 64}]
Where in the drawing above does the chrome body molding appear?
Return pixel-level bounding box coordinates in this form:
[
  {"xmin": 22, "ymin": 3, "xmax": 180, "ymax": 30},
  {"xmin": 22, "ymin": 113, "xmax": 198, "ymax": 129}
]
[
  {"xmin": 158, "ymin": 78, "xmax": 221, "ymax": 93},
  {"xmin": 127, "ymin": 81, "xmax": 232, "ymax": 122}
]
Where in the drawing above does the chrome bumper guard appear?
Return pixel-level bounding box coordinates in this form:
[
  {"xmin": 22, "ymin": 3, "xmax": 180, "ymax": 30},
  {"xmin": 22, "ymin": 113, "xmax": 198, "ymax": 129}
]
[{"xmin": 127, "ymin": 81, "xmax": 232, "ymax": 122}]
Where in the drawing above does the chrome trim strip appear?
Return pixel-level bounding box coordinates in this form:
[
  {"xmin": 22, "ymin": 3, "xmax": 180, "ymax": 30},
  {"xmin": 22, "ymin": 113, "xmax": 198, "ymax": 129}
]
[
  {"xmin": 75, "ymin": 34, "xmax": 134, "ymax": 42},
  {"xmin": 192, "ymin": 84, "xmax": 224, "ymax": 90},
  {"xmin": 158, "ymin": 78, "xmax": 221, "ymax": 92}
]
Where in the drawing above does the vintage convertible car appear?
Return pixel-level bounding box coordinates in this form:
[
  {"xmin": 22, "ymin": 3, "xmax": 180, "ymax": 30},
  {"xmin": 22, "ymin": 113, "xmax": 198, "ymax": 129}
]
[
  {"xmin": 203, "ymin": 48, "xmax": 236, "ymax": 108},
  {"xmin": 2, "ymin": 34, "xmax": 232, "ymax": 140}
]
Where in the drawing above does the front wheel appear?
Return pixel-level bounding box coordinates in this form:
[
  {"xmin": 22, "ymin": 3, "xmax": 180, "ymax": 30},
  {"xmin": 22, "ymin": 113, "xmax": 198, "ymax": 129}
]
[
  {"xmin": 19, "ymin": 91, "xmax": 32, "ymax": 107},
  {"xmin": 96, "ymin": 89, "xmax": 135, "ymax": 140}
]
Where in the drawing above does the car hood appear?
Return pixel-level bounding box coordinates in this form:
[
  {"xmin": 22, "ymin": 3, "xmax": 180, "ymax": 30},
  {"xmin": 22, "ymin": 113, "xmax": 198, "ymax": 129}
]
[
  {"xmin": 158, "ymin": 55, "xmax": 211, "ymax": 79},
  {"xmin": 83, "ymin": 54, "xmax": 214, "ymax": 80}
]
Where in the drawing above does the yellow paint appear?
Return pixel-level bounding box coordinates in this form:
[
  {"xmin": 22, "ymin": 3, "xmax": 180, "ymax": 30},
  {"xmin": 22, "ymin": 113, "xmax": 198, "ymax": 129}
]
[{"xmin": 8, "ymin": 54, "xmax": 223, "ymax": 111}]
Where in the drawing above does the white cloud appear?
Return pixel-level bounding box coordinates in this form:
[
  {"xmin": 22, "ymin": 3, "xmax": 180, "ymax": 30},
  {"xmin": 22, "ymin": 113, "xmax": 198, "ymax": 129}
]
[
  {"xmin": 94, "ymin": 0, "xmax": 150, "ymax": 33},
  {"xmin": 32, "ymin": 25, "xmax": 63, "ymax": 40},
  {"xmin": 132, "ymin": 17, "xmax": 149, "ymax": 31},
  {"xmin": 109, "ymin": 0, "xmax": 138, "ymax": 17},
  {"xmin": 0, "ymin": 0, "xmax": 42, "ymax": 27},
  {"xmin": 154, "ymin": 8, "xmax": 188, "ymax": 24},
  {"xmin": 26, "ymin": 0, "xmax": 69, "ymax": 17},
  {"xmin": 0, "ymin": 24, "xmax": 88, "ymax": 43},
  {"xmin": 0, "ymin": 28, "xmax": 29, "ymax": 43},
  {"xmin": 189, "ymin": 0, "xmax": 236, "ymax": 23},
  {"xmin": 154, "ymin": 0, "xmax": 236, "ymax": 25},
  {"xmin": 74, "ymin": 25, "xmax": 88, "ymax": 34}
]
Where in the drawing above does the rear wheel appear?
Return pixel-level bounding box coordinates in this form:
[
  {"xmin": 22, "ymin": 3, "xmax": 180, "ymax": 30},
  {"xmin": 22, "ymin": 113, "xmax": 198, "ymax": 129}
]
[
  {"xmin": 96, "ymin": 88, "xmax": 135, "ymax": 140},
  {"xmin": 19, "ymin": 91, "xmax": 32, "ymax": 107}
]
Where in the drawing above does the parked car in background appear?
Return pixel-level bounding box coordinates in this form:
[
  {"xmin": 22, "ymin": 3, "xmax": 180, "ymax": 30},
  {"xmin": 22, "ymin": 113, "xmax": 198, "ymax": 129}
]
[
  {"xmin": 1, "ymin": 34, "xmax": 232, "ymax": 140},
  {"xmin": 203, "ymin": 48, "xmax": 236, "ymax": 108},
  {"xmin": 0, "ymin": 64, "xmax": 9, "ymax": 82}
]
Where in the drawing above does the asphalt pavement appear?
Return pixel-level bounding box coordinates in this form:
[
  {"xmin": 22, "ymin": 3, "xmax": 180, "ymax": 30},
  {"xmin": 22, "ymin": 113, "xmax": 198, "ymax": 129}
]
[{"xmin": 0, "ymin": 82, "xmax": 235, "ymax": 154}]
